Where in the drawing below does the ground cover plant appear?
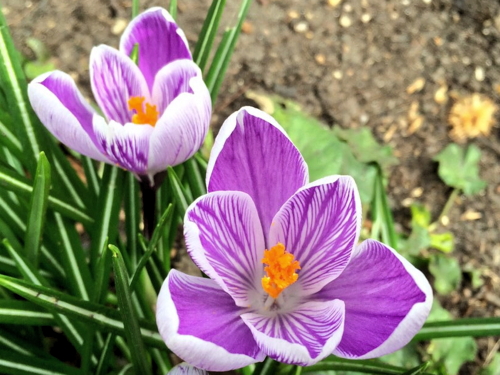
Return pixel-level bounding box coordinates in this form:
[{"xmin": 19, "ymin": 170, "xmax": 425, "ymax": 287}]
[{"xmin": 0, "ymin": 0, "xmax": 500, "ymax": 374}]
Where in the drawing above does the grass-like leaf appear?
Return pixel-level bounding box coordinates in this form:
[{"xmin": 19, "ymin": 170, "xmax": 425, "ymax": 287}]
[
  {"xmin": 0, "ymin": 274, "xmax": 165, "ymax": 349},
  {"xmin": 414, "ymin": 317, "xmax": 500, "ymax": 341},
  {"xmin": 371, "ymin": 166, "xmax": 398, "ymax": 249},
  {"xmin": 302, "ymin": 357, "xmax": 433, "ymax": 375},
  {"xmin": 184, "ymin": 157, "xmax": 206, "ymax": 199},
  {"xmin": 95, "ymin": 333, "xmax": 116, "ymax": 375},
  {"xmin": 0, "ymin": 4, "xmax": 42, "ymax": 171},
  {"xmin": 2, "ymin": 240, "xmax": 95, "ymax": 364},
  {"xmin": 204, "ymin": 0, "xmax": 251, "ymax": 102},
  {"xmin": 193, "ymin": 0, "xmax": 227, "ymax": 72},
  {"xmin": 24, "ymin": 152, "xmax": 51, "ymax": 266},
  {"xmin": 0, "ymin": 300, "xmax": 53, "ymax": 325},
  {"xmin": 166, "ymin": 166, "xmax": 191, "ymax": 217},
  {"xmin": 130, "ymin": 204, "xmax": 173, "ymax": 291},
  {"xmin": 89, "ymin": 164, "xmax": 124, "ymax": 272},
  {"xmin": 109, "ymin": 245, "xmax": 152, "ymax": 375},
  {"xmin": 0, "ymin": 165, "xmax": 92, "ymax": 226},
  {"xmin": 52, "ymin": 213, "xmax": 93, "ymax": 300},
  {"xmin": 0, "ymin": 348, "xmax": 82, "ymax": 375},
  {"xmin": 124, "ymin": 173, "xmax": 140, "ymax": 266}
]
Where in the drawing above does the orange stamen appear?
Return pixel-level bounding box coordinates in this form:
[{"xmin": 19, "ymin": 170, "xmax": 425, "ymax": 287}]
[
  {"xmin": 261, "ymin": 243, "xmax": 301, "ymax": 299},
  {"xmin": 127, "ymin": 96, "xmax": 159, "ymax": 126}
]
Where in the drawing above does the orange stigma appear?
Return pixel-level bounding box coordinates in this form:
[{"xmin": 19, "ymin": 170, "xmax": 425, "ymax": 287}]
[
  {"xmin": 261, "ymin": 243, "xmax": 301, "ymax": 299},
  {"xmin": 127, "ymin": 96, "xmax": 159, "ymax": 126}
]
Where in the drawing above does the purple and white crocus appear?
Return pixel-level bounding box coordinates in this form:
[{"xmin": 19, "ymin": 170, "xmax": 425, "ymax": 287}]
[
  {"xmin": 28, "ymin": 8, "xmax": 211, "ymax": 184},
  {"xmin": 156, "ymin": 107, "xmax": 433, "ymax": 371}
]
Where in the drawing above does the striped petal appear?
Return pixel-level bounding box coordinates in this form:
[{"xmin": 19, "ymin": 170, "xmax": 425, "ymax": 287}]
[
  {"xmin": 157, "ymin": 270, "xmax": 265, "ymax": 371},
  {"xmin": 184, "ymin": 191, "xmax": 265, "ymax": 307},
  {"xmin": 147, "ymin": 63, "xmax": 211, "ymax": 175},
  {"xmin": 316, "ymin": 239, "xmax": 432, "ymax": 359},
  {"xmin": 93, "ymin": 117, "xmax": 153, "ymax": 175},
  {"xmin": 241, "ymin": 299, "xmax": 345, "ymax": 365},
  {"xmin": 90, "ymin": 45, "xmax": 149, "ymax": 124},
  {"xmin": 27, "ymin": 71, "xmax": 109, "ymax": 163},
  {"xmin": 151, "ymin": 59, "xmax": 200, "ymax": 114},
  {"xmin": 269, "ymin": 176, "xmax": 361, "ymax": 296},
  {"xmin": 167, "ymin": 363, "xmax": 207, "ymax": 375},
  {"xmin": 207, "ymin": 107, "xmax": 308, "ymax": 240},
  {"xmin": 120, "ymin": 7, "xmax": 191, "ymax": 90}
]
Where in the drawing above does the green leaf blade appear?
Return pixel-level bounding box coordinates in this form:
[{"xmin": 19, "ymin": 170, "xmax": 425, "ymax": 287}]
[
  {"xmin": 109, "ymin": 245, "xmax": 152, "ymax": 375},
  {"xmin": 24, "ymin": 152, "xmax": 51, "ymax": 266}
]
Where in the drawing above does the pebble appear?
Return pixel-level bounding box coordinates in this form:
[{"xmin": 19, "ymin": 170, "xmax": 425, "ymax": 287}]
[
  {"xmin": 411, "ymin": 187, "xmax": 424, "ymax": 198},
  {"xmin": 340, "ymin": 15, "xmax": 352, "ymax": 28},
  {"xmin": 344, "ymin": 4, "xmax": 353, "ymax": 12},
  {"xmin": 475, "ymin": 66, "xmax": 485, "ymax": 82},
  {"xmin": 361, "ymin": 13, "xmax": 372, "ymax": 23},
  {"xmin": 434, "ymin": 85, "xmax": 448, "ymax": 104},
  {"xmin": 327, "ymin": 0, "xmax": 342, "ymax": 7},
  {"xmin": 406, "ymin": 77, "xmax": 426, "ymax": 94},
  {"xmin": 294, "ymin": 21, "xmax": 309, "ymax": 33},
  {"xmin": 315, "ymin": 53, "xmax": 326, "ymax": 65},
  {"xmin": 241, "ymin": 21, "xmax": 254, "ymax": 34},
  {"xmin": 112, "ymin": 18, "xmax": 128, "ymax": 35},
  {"xmin": 332, "ymin": 70, "xmax": 343, "ymax": 79}
]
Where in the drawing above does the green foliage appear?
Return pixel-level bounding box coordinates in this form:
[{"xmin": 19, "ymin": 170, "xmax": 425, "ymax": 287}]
[
  {"xmin": 433, "ymin": 144, "xmax": 486, "ymax": 195},
  {"xmin": 406, "ymin": 204, "xmax": 454, "ymax": 256},
  {"xmin": 381, "ymin": 343, "xmax": 421, "ymax": 370},
  {"xmin": 428, "ymin": 336, "xmax": 477, "ymax": 375},
  {"xmin": 333, "ymin": 127, "xmax": 398, "ymax": 173},
  {"xmin": 425, "ymin": 301, "xmax": 477, "ymax": 375},
  {"xmin": 429, "ymin": 253, "xmax": 462, "ymax": 295},
  {"xmin": 480, "ymin": 353, "xmax": 500, "ymax": 375}
]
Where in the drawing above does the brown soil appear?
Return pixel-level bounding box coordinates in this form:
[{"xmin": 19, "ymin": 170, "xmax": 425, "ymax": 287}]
[{"xmin": 4, "ymin": 0, "xmax": 500, "ymax": 373}]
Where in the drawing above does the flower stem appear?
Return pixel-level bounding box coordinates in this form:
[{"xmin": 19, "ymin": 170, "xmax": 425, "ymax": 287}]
[
  {"xmin": 131, "ymin": 0, "xmax": 139, "ymax": 19},
  {"xmin": 140, "ymin": 180, "xmax": 156, "ymax": 240}
]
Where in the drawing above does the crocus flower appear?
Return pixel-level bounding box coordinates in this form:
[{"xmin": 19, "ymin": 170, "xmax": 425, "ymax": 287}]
[
  {"xmin": 167, "ymin": 363, "xmax": 207, "ymax": 375},
  {"xmin": 28, "ymin": 8, "xmax": 211, "ymax": 183},
  {"xmin": 156, "ymin": 107, "xmax": 432, "ymax": 371}
]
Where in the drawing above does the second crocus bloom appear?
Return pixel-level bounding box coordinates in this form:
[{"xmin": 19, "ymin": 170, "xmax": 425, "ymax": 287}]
[
  {"xmin": 28, "ymin": 7, "xmax": 211, "ymax": 184},
  {"xmin": 156, "ymin": 107, "xmax": 433, "ymax": 371}
]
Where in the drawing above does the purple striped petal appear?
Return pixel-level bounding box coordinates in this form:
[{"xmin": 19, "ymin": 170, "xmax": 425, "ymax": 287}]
[
  {"xmin": 167, "ymin": 363, "xmax": 207, "ymax": 375},
  {"xmin": 315, "ymin": 239, "xmax": 432, "ymax": 359},
  {"xmin": 241, "ymin": 300, "xmax": 345, "ymax": 365},
  {"xmin": 120, "ymin": 7, "xmax": 191, "ymax": 90},
  {"xmin": 90, "ymin": 45, "xmax": 149, "ymax": 124},
  {"xmin": 147, "ymin": 72, "xmax": 211, "ymax": 174},
  {"xmin": 93, "ymin": 117, "xmax": 153, "ymax": 174},
  {"xmin": 207, "ymin": 107, "xmax": 309, "ymax": 239},
  {"xmin": 157, "ymin": 270, "xmax": 265, "ymax": 371},
  {"xmin": 269, "ymin": 176, "xmax": 361, "ymax": 296},
  {"xmin": 27, "ymin": 71, "xmax": 109, "ymax": 163},
  {"xmin": 151, "ymin": 59, "xmax": 199, "ymax": 114},
  {"xmin": 184, "ymin": 191, "xmax": 265, "ymax": 307}
]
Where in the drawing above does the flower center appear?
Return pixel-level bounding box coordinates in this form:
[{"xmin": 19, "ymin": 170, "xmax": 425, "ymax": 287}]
[
  {"xmin": 261, "ymin": 243, "xmax": 301, "ymax": 299},
  {"xmin": 127, "ymin": 96, "xmax": 159, "ymax": 126}
]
